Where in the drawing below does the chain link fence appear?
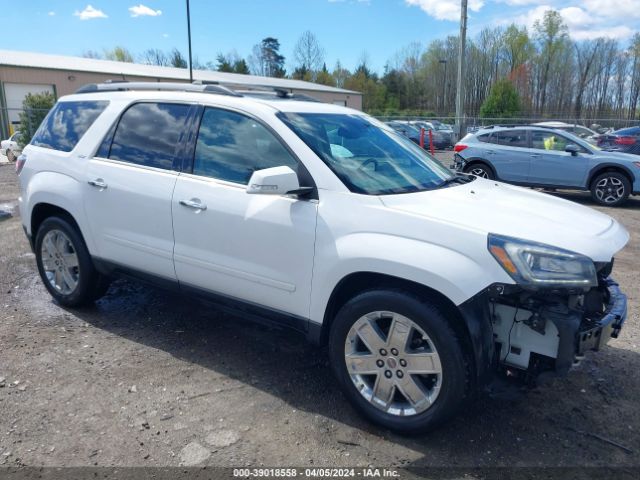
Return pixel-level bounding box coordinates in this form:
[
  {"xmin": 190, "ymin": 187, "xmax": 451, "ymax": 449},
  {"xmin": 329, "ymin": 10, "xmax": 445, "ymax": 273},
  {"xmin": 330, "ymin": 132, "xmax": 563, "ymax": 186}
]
[{"xmin": 375, "ymin": 114, "xmax": 640, "ymax": 135}]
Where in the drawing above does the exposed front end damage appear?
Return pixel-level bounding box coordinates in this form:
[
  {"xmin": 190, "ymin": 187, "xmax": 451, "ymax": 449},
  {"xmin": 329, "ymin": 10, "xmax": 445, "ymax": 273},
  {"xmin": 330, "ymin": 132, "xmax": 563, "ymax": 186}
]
[{"xmin": 488, "ymin": 266, "xmax": 627, "ymax": 381}]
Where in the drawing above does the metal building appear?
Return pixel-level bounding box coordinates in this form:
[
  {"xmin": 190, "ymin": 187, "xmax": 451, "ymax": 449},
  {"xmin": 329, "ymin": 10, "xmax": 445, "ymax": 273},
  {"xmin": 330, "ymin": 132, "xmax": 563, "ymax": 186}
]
[{"xmin": 0, "ymin": 49, "xmax": 362, "ymax": 138}]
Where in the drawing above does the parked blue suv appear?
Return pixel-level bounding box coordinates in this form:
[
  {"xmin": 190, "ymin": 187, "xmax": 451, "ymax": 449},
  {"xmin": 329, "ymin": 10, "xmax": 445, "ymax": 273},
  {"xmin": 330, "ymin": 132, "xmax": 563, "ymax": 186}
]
[{"xmin": 452, "ymin": 125, "xmax": 640, "ymax": 206}]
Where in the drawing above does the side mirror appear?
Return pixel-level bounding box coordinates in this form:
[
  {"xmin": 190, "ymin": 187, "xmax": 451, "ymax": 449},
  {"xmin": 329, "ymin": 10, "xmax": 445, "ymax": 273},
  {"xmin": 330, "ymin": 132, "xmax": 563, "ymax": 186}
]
[
  {"xmin": 246, "ymin": 166, "xmax": 306, "ymax": 195},
  {"xmin": 565, "ymin": 144, "xmax": 580, "ymax": 156}
]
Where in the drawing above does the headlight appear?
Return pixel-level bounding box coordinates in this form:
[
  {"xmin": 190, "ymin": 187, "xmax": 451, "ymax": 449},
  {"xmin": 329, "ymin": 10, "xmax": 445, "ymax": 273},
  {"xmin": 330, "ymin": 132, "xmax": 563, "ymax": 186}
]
[{"xmin": 488, "ymin": 233, "xmax": 597, "ymax": 288}]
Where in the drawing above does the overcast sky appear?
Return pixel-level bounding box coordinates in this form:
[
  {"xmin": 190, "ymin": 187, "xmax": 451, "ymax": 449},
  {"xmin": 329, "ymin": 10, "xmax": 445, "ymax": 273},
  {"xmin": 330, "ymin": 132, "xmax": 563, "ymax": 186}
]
[{"xmin": 2, "ymin": 0, "xmax": 638, "ymax": 73}]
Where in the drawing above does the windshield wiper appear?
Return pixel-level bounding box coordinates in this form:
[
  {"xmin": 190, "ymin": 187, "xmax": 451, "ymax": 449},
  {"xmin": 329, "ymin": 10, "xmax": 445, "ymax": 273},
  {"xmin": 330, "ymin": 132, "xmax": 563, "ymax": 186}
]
[{"xmin": 437, "ymin": 173, "xmax": 474, "ymax": 189}]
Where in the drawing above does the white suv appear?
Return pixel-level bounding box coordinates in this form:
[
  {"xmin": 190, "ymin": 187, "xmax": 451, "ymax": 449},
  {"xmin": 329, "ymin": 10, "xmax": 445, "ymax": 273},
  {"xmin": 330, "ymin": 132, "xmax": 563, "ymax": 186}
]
[{"xmin": 17, "ymin": 82, "xmax": 629, "ymax": 433}]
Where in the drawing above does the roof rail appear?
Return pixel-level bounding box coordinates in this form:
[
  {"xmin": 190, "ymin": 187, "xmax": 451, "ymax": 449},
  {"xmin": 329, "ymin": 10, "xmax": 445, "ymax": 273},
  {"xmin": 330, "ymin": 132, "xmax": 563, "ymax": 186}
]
[
  {"xmin": 238, "ymin": 87, "xmax": 321, "ymax": 103},
  {"xmin": 75, "ymin": 81, "xmax": 243, "ymax": 97}
]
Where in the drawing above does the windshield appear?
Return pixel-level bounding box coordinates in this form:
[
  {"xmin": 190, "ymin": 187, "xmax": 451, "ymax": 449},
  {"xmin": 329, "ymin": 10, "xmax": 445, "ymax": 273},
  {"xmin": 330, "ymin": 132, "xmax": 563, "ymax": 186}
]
[{"xmin": 278, "ymin": 112, "xmax": 454, "ymax": 195}]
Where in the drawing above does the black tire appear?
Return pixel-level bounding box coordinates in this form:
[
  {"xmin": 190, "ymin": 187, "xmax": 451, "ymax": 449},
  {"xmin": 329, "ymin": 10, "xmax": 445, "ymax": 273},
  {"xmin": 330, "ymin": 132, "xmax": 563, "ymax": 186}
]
[
  {"xmin": 34, "ymin": 216, "xmax": 110, "ymax": 307},
  {"xmin": 6, "ymin": 149, "xmax": 16, "ymax": 162},
  {"xmin": 463, "ymin": 162, "xmax": 494, "ymax": 180},
  {"xmin": 328, "ymin": 289, "xmax": 469, "ymax": 434},
  {"xmin": 590, "ymin": 171, "xmax": 631, "ymax": 207}
]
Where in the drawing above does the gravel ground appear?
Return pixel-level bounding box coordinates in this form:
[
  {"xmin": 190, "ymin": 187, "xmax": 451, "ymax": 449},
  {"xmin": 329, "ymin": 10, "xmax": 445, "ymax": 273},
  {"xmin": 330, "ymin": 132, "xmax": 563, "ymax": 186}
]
[{"xmin": 0, "ymin": 157, "xmax": 639, "ymax": 470}]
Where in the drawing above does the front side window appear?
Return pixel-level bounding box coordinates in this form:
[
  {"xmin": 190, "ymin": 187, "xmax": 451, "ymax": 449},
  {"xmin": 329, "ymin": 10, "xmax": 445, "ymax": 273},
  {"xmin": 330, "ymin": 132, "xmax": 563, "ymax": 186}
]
[
  {"xmin": 531, "ymin": 131, "xmax": 587, "ymax": 153},
  {"xmin": 192, "ymin": 108, "xmax": 298, "ymax": 184},
  {"xmin": 494, "ymin": 130, "xmax": 527, "ymax": 148},
  {"xmin": 108, "ymin": 102, "xmax": 190, "ymax": 170},
  {"xmin": 31, "ymin": 101, "xmax": 108, "ymax": 152},
  {"xmin": 279, "ymin": 112, "xmax": 453, "ymax": 195}
]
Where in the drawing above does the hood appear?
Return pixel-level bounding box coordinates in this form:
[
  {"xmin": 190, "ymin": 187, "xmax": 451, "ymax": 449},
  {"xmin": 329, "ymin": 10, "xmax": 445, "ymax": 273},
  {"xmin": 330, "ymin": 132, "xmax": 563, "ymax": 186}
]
[{"xmin": 380, "ymin": 178, "xmax": 629, "ymax": 262}]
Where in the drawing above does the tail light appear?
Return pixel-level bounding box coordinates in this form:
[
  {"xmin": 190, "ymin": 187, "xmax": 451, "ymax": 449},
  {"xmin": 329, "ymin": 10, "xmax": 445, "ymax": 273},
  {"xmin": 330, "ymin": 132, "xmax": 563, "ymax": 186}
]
[
  {"xmin": 454, "ymin": 144, "xmax": 468, "ymax": 153},
  {"xmin": 614, "ymin": 136, "xmax": 636, "ymax": 146},
  {"xmin": 15, "ymin": 154, "xmax": 26, "ymax": 175}
]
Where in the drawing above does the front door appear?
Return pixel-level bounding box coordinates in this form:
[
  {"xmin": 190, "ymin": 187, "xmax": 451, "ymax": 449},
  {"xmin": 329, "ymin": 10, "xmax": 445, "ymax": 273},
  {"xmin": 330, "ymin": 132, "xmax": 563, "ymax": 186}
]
[
  {"xmin": 527, "ymin": 131, "xmax": 590, "ymax": 187},
  {"xmin": 172, "ymin": 106, "xmax": 318, "ymax": 319}
]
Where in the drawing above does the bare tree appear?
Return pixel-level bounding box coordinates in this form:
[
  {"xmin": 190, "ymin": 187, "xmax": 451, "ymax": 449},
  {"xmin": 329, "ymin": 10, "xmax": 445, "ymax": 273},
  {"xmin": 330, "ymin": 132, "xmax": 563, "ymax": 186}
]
[
  {"xmin": 573, "ymin": 39, "xmax": 604, "ymax": 120},
  {"xmin": 292, "ymin": 31, "xmax": 325, "ymax": 75},
  {"xmin": 141, "ymin": 49, "xmax": 169, "ymax": 66}
]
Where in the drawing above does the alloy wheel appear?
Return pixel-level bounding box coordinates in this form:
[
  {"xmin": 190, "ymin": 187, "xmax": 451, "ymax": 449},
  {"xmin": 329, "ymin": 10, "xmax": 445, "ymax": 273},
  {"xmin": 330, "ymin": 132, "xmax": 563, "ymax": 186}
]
[
  {"xmin": 40, "ymin": 229, "xmax": 80, "ymax": 295},
  {"xmin": 344, "ymin": 311, "xmax": 442, "ymax": 416},
  {"xmin": 469, "ymin": 167, "xmax": 489, "ymax": 178},
  {"xmin": 595, "ymin": 176, "xmax": 625, "ymax": 204}
]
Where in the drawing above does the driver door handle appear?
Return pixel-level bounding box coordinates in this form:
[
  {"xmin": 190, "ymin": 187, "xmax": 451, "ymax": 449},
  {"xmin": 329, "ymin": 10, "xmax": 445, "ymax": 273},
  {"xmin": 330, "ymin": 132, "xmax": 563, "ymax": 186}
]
[
  {"xmin": 179, "ymin": 199, "xmax": 207, "ymax": 211},
  {"xmin": 530, "ymin": 153, "xmax": 541, "ymax": 158},
  {"xmin": 88, "ymin": 178, "xmax": 108, "ymax": 189}
]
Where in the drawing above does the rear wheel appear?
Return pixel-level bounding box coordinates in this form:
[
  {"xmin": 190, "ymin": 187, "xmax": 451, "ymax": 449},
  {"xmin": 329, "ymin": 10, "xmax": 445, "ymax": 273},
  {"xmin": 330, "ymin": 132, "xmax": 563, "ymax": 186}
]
[
  {"xmin": 35, "ymin": 216, "xmax": 110, "ymax": 307},
  {"xmin": 328, "ymin": 290, "xmax": 468, "ymax": 433},
  {"xmin": 590, "ymin": 171, "xmax": 630, "ymax": 207},
  {"xmin": 6, "ymin": 149, "xmax": 16, "ymax": 162},
  {"xmin": 463, "ymin": 163, "xmax": 494, "ymax": 180}
]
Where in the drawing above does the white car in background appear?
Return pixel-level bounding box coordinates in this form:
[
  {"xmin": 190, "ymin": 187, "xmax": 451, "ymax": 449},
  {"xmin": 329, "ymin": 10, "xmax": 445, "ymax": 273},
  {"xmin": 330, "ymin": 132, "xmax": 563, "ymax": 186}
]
[
  {"xmin": 533, "ymin": 122, "xmax": 599, "ymax": 145},
  {"xmin": 1, "ymin": 131, "xmax": 22, "ymax": 162}
]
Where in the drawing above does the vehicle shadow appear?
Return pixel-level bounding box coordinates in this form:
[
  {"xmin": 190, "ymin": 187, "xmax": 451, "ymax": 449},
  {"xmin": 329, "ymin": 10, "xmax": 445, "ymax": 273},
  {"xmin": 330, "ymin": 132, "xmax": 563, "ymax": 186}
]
[{"xmin": 69, "ymin": 279, "xmax": 640, "ymax": 467}]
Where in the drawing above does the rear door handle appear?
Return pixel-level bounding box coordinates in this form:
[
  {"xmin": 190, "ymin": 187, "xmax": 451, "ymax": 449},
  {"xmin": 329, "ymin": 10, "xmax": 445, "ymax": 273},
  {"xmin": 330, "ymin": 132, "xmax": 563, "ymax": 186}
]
[
  {"xmin": 530, "ymin": 154, "xmax": 541, "ymax": 158},
  {"xmin": 88, "ymin": 178, "xmax": 108, "ymax": 189},
  {"xmin": 179, "ymin": 199, "xmax": 207, "ymax": 211},
  {"xmin": 486, "ymin": 150, "xmax": 496, "ymax": 155}
]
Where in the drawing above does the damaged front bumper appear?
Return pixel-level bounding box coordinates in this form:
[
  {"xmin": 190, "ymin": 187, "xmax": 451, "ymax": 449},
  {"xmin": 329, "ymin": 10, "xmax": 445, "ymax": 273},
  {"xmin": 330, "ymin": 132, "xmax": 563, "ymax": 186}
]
[{"xmin": 488, "ymin": 276, "xmax": 627, "ymax": 378}]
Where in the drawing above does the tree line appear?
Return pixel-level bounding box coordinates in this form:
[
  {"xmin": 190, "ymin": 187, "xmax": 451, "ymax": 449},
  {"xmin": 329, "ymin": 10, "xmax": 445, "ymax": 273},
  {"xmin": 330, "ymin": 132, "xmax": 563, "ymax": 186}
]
[{"xmin": 84, "ymin": 9, "xmax": 640, "ymax": 125}]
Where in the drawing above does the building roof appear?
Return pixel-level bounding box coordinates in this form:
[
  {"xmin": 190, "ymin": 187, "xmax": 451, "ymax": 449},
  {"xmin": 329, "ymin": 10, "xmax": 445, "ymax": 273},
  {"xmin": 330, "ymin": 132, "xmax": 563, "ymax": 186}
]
[{"xmin": 0, "ymin": 49, "xmax": 360, "ymax": 96}]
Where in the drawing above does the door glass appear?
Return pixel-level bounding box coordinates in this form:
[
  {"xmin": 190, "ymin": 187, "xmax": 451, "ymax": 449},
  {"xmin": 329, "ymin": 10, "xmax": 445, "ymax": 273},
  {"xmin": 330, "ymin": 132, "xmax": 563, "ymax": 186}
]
[
  {"xmin": 108, "ymin": 102, "xmax": 190, "ymax": 170},
  {"xmin": 531, "ymin": 131, "xmax": 573, "ymax": 152},
  {"xmin": 193, "ymin": 108, "xmax": 298, "ymax": 184},
  {"xmin": 494, "ymin": 130, "xmax": 527, "ymax": 148}
]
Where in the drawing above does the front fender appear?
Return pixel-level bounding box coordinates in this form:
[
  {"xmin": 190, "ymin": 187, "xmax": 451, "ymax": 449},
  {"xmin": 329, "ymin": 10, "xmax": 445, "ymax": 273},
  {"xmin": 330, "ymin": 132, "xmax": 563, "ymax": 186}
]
[
  {"xmin": 23, "ymin": 171, "xmax": 96, "ymax": 254},
  {"xmin": 310, "ymin": 232, "xmax": 507, "ymax": 324}
]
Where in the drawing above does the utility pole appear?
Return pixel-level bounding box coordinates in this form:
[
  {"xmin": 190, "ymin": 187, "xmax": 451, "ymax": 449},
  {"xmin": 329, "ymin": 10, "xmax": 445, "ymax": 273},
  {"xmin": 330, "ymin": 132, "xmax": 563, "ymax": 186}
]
[
  {"xmin": 186, "ymin": 0, "xmax": 193, "ymax": 82},
  {"xmin": 455, "ymin": 0, "xmax": 468, "ymax": 140}
]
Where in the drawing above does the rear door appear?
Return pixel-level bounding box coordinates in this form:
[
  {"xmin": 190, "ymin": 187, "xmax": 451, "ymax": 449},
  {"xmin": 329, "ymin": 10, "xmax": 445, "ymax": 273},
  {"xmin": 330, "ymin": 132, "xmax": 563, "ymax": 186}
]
[
  {"xmin": 84, "ymin": 101, "xmax": 192, "ymax": 280},
  {"xmin": 527, "ymin": 130, "xmax": 590, "ymax": 187},
  {"xmin": 171, "ymin": 106, "xmax": 318, "ymax": 319},
  {"xmin": 483, "ymin": 129, "xmax": 530, "ymax": 182}
]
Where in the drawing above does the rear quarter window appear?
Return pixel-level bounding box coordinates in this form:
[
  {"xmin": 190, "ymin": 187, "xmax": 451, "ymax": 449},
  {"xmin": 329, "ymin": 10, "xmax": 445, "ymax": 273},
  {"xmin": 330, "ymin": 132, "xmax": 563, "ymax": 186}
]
[{"xmin": 31, "ymin": 101, "xmax": 109, "ymax": 152}]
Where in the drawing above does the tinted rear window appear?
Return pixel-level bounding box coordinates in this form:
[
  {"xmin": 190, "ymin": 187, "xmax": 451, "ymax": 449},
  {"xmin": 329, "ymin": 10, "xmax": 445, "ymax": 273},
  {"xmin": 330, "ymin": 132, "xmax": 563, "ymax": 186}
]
[
  {"xmin": 494, "ymin": 130, "xmax": 528, "ymax": 147},
  {"xmin": 31, "ymin": 101, "xmax": 108, "ymax": 152},
  {"xmin": 107, "ymin": 102, "xmax": 190, "ymax": 170}
]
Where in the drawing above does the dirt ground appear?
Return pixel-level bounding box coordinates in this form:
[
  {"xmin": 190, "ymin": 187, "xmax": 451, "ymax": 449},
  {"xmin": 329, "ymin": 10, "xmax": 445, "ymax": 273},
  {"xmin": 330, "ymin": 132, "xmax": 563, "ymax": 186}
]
[{"xmin": 0, "ymin": 157, "xmax": 639, "ymax": 471}]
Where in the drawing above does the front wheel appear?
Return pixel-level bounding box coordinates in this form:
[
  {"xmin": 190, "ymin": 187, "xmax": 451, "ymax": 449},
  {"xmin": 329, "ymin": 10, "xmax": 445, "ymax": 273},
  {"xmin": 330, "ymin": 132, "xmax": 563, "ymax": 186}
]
[
  {"xmin": 590, "ymin": 172, "xmax": 630, "ymax": 207},
  {"xmin": 35, "ymin": 216, "xmax": 110, "ymax": 307},
  {"xmin": 328, "ymin": 290, "xmax": 469, "ymax": 433},
  {"xmin": 463, "ymin": 163, "xmax": 494, "ymax": 180}
]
